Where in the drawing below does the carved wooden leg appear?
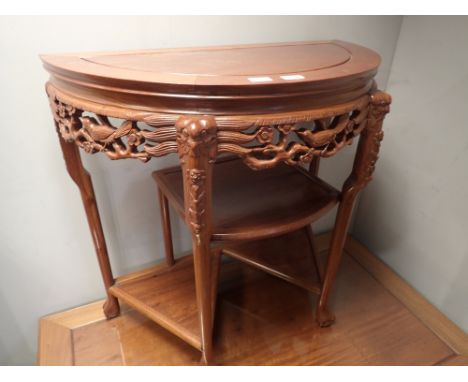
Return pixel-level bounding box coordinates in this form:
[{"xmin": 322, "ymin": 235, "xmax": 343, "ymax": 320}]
[
  {"xmin": 211, "ymin": 248, "xmax": 222, "ymax": 326},
  {"xmin": 316, "ymin": 90, "xmax": 391, "ymax": 327},
  {"xmin": 316, "ymin": 187, "xmax": 358, "ymax": 327},
  {"xmin": 306, "ymin": 156, "xmax": 322, "ymax": 282},
  {"xmin": 158, "ymin": 188, "xmax": 175, "ymax": 267},
  {"xmin": 305, "ymin": 225, "xmax": 322, "ymax": 284},
  {"xmin": 193, "ymin": 232, "xmax": 214, "ymax": 365},
  {"xmin": 57, "ymin": 134, "xmax": 120, "ymax": 319},
  {"xmin": 176, "ymin": 115, "xmax": 218, "ymax": 365}
]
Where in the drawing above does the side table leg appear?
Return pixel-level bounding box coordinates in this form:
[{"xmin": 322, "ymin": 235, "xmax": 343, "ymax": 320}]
[
  {"xmin": 158, "ymin": 188, "xmax": 175, "ymax": 267},
  {"xmin": 176, "ymin": 115, "xmax": 218, "ymax": 365},
  {"xmin": 316, "ymin": 187, "xmax": 358, "ymax": 327},
  {"xmin": 317, "ymin": 90, "xmax": 391, "ymax": 327},
  {"xmin": 57, "ymin": 134, "xmax": 120, "ymax": 319},
  {"xmin": 305, "ymin": 225, "xmax": 322, "ymax": 284},
  {"xmin": 211, "ymin": 248, "xmax": 222, "ymax": 327}
]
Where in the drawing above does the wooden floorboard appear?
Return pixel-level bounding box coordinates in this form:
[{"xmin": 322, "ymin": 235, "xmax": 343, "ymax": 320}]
[
  {"xmin": 345, "ymin": 236, "xmax": 468, "ymax": 356},
  {"xmin": 38, "ymin": 234, "xmax": 466, "ymax": 366}
]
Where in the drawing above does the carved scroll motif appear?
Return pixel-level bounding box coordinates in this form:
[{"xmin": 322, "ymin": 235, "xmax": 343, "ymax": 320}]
[
  {"xmin": 217, "ymin": 98, "xmax": 370, "ymax": 170},
  {"xmin": 49, "ymin": 95, "xmax": 178, "ymax": 162}
]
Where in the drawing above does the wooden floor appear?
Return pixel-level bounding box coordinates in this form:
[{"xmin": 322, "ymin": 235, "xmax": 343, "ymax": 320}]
[{"xmin": 38, "ymin": 234, "xmax": 468, "ymax": 366}]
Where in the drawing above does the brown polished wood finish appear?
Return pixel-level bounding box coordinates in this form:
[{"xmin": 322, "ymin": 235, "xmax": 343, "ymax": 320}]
[
  {"xmin": 41, "ymin": 41, "xmax": 380, "ymax": 114},
  {"xmin": 223, "ymin": 229, "xmax": 322, "ymax": 294},
  {"xmin": 154, "ymin": 157, "xmax": 340, "ymax": 242},
  {"xmin": 158, "ymin": 188, "xmax": 175, "ymax": 267},
  {"xmin": 42, "ymin": 40, "xmax": 391, "ymax": 365},
  {"xmin": 108, "ymin": 253, "xmax": 221, "ymax": 351},
  {"xmin": 38, "ymin": 234, "xmax": 468, "ymax": 366},
  {"xmin": 55, "ymin": 132, "xmax": 120, "ymax": 320}
]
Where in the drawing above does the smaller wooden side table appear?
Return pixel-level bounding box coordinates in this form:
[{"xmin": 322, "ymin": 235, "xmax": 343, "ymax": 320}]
[{"xmin": 41, "ymin": 40, "xmax": 391, "ymax": 364}]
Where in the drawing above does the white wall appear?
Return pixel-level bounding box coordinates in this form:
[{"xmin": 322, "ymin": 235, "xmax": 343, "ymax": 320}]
[
  {"xmin": 353, "ymin": 16, "xmax": 468, "ymax": 333},
  {"xmin": 0, "ymin": 16, "xmax": 402, "ymax": 365}
]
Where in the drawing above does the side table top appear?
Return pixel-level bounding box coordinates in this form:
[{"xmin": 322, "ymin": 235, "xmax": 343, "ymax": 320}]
[{"xmin": 41, "ymin": 40, "xmax": 381, "ymax": 115}]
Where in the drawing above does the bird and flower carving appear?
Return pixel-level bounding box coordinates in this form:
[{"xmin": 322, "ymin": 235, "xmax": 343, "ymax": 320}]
[{"xmin": 48, "ymin": 87, "xmax": 370, "ymax": 170}]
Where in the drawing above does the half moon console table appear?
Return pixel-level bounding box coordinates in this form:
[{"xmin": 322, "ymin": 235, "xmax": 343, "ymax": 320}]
[{"xmin": 41, "ymin": 40, "xmax": 391, "ymax": 365}]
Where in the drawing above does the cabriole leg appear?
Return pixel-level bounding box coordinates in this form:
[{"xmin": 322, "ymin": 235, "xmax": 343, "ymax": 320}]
[
  {"xmin": 176, "ymin": 115, "xmax": 218, "ymax": 365},
  {"xmin": 317, "ymin": 90, "xmax": 391, "ymax": 327},
  {"xmin": 57, "ymin": 134, "xmax": 120, "ymax": 319}
]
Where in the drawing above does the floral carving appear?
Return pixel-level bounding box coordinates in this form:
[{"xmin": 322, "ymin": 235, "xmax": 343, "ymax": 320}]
[
  {"xmin": 48, "ymin": 88, "xmax": 387, "ymax": 177},
  {"xmin": 49, "ymin": 95, "xmax": 178, "ymax": 162},
  {"xmin": 52, "ymin": 98, "xmax": 82, "ymax": 142},
  {"xmin": 217, "ymin": 99, "xmax": 370, "ymax": 170},
  {"xmin": 186, "ymin": 169, "xmax": 207, "ymax": 234},
  {"xmin": 362, "ymin": 129, "xmax": 384, "ymax": 185},
  {"xmin": 175, "ymin": 116, "xmax": 218, "ymax": 238},
  {"xmin": 359, "ymin": 91, "xmax": 391, "ymax": 185}
]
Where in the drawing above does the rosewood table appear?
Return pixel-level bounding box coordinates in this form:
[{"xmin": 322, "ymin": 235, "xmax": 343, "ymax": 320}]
[{"xmin": 41, "ymin": 40, "xmax": 391, "ymax": 365}]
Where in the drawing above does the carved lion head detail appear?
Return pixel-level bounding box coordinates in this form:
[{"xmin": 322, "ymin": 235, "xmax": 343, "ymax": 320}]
[{"xmin": 176, "ymin": 115, "xmax": 217, "ymax": 159}]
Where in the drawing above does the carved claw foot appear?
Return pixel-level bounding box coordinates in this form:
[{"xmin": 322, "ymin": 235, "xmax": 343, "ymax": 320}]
[
  {"xmin": 103, "ymin": 296, "xmax": 120, "ymax": 319},
  {"xmin": 316, "ymin": 303, "xmax": 336, "ymax": 327}
]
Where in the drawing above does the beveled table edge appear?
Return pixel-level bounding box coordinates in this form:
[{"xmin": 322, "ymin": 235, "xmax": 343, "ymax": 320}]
[{"xmin": 41, "ymin": 40, "xmax": 380, "ymax": 115}]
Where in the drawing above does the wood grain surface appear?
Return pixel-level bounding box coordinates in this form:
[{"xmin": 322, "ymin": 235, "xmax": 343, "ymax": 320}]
[
  {"xmin": 154, "ymin": 157, "xmax": 339, "ymax": 242},
  {"xmin": 38, "ymin": 234, "xmax": 467, "ymax": 366},
  {"xmin": 41, "ymin": 40, "xmax": 380, "ymax": 114},
  {"xmin": 42, "ymin": 41, "xmax": 391, "ymax": 365}
]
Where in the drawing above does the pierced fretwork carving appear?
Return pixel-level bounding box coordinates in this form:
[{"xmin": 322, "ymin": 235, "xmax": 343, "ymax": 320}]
[
  {"xmin": 218, "ymin": 98, "xmax": 370, "ymax": 170},
  {"xmin": 48, "ymin": 85, "xmax": 375, "ymax": 172},
  {"xmin": 48, "ymin": 95, "xmax": 178, "ymax": 162}
]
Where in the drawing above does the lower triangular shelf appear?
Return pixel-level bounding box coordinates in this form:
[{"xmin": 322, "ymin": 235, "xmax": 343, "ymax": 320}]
[
  {"xmin": 222, "ymin": 228, "xmax": 323, "ymax": 294},
  {"xmin": 110, "ymin": 255, "xmax": 219, "ymax": 351},
  {"xmin": 109, "ymin": 229, "xmax": 323, "ymax": 352}
]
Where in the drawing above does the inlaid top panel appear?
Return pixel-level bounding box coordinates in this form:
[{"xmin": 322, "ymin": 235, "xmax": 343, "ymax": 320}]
[
  {"xmin": 41, "ymin": 40, "xmax": 379, "ymax": 87},
  {"xmin": 83, "ymin": 43, "xmax": 351, "ymax": 77},
  {"xmin": 41, "ymin": 40, "xmax": 381, "ymax": 114}
]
